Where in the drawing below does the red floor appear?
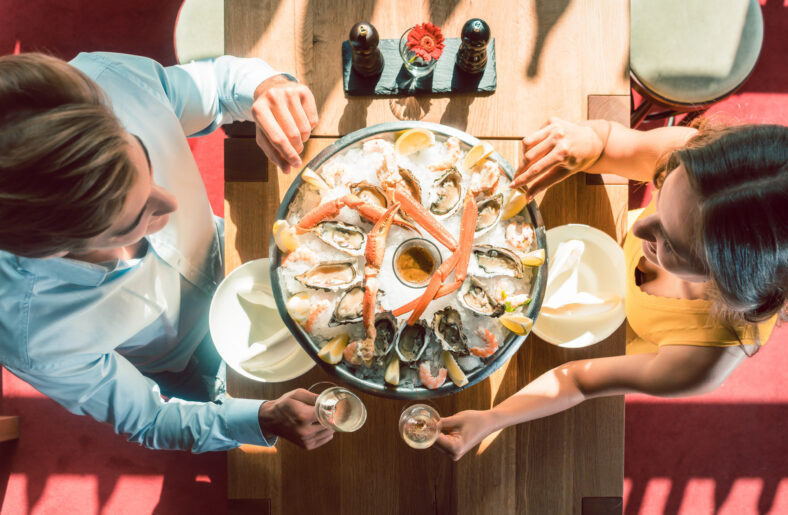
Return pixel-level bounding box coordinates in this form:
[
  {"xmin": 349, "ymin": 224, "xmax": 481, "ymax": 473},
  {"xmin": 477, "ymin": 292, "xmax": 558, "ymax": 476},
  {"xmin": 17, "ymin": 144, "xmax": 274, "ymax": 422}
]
[{"xmin": 1, "ymin": 1, "xmax": 786, "ymax": 514}]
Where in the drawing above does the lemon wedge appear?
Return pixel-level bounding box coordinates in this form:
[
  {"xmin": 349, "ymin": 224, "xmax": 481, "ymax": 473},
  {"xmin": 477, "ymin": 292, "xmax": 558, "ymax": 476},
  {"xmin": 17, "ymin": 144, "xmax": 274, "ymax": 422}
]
[
  {"xmin": 501, "ymin": 189, "xmax": 527, "ymax": 220},
  {"xmin": 520, "ymin": 248, "xmax": 546, "ymax": 267},
  {"xmin": 384, "ymin": 355, "xmax": 400, "ymax": 385},
  {"xmin": 461, "ymin": 142, "xmax": 495, "ymax": 171},
  {"xmin": 272, "ymin": 220, "xmax": 301, "ymax": 253},
  {"xmin": 394, "ymin": 128, "xmax": 435, "ymax": 156},
  {"xmin": 301, "ymin": 168, "xmax": 330, "ymax": 191},
  {"xmin": 499, "ymin": 314, "xmax": 534, "ymax": 335},
  {"xmin": 318, "ymin": 334, "xmax": 348, "ymax": 364},
  {"xmin": 443, "ymin": 351, "xmax": 468, "ymax": 387}
]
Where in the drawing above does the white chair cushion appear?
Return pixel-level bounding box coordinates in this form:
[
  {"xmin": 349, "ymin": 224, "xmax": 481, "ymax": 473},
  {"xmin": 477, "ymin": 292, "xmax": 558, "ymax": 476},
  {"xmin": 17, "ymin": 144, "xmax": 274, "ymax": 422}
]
[
  {"xmin": 174, "ymin": 0, "xmax": 225, "ymax": 64},
  {"xmin": 630, "ymin": 0, "xmax": 763, "ymax": 104}
]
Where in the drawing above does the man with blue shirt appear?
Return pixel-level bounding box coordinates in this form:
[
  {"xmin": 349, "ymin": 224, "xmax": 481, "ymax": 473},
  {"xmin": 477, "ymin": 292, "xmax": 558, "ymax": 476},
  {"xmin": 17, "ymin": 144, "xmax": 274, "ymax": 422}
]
[{"xmin": 0, "ymin": 52, "xmax": 332, "ymax": 452}]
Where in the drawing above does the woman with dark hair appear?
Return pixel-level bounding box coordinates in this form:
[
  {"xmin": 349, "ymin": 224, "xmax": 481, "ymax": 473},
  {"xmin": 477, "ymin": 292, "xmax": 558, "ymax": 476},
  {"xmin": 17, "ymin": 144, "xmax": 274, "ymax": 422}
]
[{"xmin": 435, "ymin": 118, "xmax": 787, "ymax": 460}]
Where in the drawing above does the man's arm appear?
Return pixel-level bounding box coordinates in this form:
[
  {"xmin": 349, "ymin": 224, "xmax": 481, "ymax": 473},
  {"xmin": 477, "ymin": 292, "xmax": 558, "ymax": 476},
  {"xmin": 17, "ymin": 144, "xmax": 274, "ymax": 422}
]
[{"xmin": 3, "ymin": 351, "xmax": 325, "ymax": 452}]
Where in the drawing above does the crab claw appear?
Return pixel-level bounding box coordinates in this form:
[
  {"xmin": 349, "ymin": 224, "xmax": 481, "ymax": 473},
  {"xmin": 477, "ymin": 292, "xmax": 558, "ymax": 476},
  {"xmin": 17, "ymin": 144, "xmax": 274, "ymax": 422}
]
[
  {"xmin": 342, "ymin": 194, "xmax": 421, "ymax": 234},
  {"xmin": 435, "ymin": 192, "xmax": 477, "ymax": 299},
  {"xmin": 360, "ymin": 202, "xmax": 400, "ymax": 365},
  {"xmin": 295, "ymin": 198, "xmax": 344, "ymax": 234},
  {"xmin": 394, "ymin": 184, "xmax": 458, "ymax": 251}
]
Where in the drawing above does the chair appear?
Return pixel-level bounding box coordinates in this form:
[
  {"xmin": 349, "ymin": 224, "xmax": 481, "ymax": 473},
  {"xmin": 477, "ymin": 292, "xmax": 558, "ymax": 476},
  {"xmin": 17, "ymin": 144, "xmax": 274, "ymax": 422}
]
[
  {"xmin": 173, "ymin": 0, "xmax": 224, "ymax": 64},
  {"xmin": 630, "ymin": 0, "xmax": 763, "ymax": 127},
  {"xmin": 0, "ymin": 366, "xmax": 19, "ymax": 442}
]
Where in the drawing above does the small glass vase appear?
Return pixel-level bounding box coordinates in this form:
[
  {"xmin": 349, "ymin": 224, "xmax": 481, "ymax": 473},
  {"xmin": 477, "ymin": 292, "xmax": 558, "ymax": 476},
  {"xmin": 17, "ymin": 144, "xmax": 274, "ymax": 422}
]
[{"xmin": 399, "ymin": 26, "xmax": 439, "ymax": 79}]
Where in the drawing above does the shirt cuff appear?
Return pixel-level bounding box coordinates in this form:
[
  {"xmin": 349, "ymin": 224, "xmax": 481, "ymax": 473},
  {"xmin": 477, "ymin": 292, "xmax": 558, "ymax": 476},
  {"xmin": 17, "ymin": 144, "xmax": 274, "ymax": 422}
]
[
  {"xmin": 233, "ymin": 65, "xmax": 292, "ymax": 115},
  {"xmin": 223, "ymin": 398, "xmax": 276, "ymax": 447}
]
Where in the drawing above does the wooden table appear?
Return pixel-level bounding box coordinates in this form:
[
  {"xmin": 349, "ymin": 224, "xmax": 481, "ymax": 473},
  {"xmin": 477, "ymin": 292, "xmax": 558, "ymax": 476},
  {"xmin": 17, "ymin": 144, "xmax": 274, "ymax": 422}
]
[{"xmin": 223, "ymin": 1, "xmax": 630, "ymax": 513}]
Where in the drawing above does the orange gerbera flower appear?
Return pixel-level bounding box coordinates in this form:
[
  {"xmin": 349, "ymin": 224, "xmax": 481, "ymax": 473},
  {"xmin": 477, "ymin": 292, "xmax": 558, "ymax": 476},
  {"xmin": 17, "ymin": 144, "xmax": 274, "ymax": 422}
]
[{"xmin": 406, "ymin": 23, "xmax": 445, "ymax": 62}]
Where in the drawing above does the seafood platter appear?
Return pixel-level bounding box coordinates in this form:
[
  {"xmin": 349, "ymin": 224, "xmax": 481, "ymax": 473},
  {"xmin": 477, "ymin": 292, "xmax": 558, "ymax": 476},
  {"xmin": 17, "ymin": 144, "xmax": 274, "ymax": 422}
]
[{"xmin": 270, "ymin": 122, "xmax": 546, "ymax": 399}]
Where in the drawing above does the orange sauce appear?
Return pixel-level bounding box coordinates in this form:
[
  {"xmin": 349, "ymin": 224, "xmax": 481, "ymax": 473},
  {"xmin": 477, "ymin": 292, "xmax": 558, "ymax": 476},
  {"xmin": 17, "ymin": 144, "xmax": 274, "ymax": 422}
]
[{"xmin": 396, "ymin": 246, "xmax": 435, "ymax": 284}]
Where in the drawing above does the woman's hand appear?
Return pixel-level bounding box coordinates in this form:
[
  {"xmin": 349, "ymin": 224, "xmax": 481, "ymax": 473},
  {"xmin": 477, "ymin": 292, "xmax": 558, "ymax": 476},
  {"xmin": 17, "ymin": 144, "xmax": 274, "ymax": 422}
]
[
  {"xmin": 510, "ymin": 117, "xmax": 610, "ymax": 198},
  {"xmin": 434, "ymin": 410, "xmax": 497, "ymax": 461},
  {"xmin": 258, "ymin": 388, "xmax": 334, "ymax": 450},
  {"xmin": 252, "ymin": 75, "xmax": 319, "ymax": 174}
]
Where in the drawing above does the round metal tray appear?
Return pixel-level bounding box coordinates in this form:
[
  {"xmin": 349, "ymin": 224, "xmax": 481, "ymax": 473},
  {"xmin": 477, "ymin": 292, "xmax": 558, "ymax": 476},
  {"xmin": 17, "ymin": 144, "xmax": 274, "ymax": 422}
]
[{"xmin": 270, "ymin": 121, "xmax": 547, "ymax": 399}]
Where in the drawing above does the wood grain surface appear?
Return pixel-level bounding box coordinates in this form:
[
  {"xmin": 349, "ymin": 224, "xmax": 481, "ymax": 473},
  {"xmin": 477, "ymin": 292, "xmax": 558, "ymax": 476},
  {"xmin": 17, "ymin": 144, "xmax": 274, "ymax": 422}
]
[
  {"xmin": 223, "ymin": 1, "xmax": 629, "ymax": 512},
  {"xmin": 225, "ymin": 0, "xmax": 629, "ymax": 139}
]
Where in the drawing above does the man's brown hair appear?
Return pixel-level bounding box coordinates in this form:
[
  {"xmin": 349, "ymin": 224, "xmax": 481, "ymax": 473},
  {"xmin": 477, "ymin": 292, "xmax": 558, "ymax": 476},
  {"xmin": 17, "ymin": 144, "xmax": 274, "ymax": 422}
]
[{"xmin": 0, "ymin": 53, "xmax": 136, "ymax": 257}]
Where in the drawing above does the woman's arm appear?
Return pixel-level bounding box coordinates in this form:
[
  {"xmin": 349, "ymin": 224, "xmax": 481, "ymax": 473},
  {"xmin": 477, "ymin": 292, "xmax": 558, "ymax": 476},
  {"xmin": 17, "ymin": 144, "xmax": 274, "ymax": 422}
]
[
  {"xmin": 435, "ymin": 344, "xmax": 746, "ymax": 460},
  {"xmin": 510, "ymin": 117, "xmax": 697, "ymax": 197}
]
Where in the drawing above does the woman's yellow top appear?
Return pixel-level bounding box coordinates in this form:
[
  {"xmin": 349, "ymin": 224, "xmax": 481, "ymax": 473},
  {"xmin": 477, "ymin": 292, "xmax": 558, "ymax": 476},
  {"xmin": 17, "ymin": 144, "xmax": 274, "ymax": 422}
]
[{"xmin": 625, "ymin": 198, "xmax": 778, "ymax": 354}]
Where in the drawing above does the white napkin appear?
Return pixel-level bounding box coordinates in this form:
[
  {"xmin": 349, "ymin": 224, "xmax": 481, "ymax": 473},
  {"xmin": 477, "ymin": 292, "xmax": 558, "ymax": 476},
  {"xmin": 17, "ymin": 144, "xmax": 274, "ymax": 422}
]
[
  {"xmin": 541, "ymin": 240, "xmax": 621, "ymax": 317},
  {"xmin": 236, "ymin": 284, "xmax": 297, "ymax": 372}
]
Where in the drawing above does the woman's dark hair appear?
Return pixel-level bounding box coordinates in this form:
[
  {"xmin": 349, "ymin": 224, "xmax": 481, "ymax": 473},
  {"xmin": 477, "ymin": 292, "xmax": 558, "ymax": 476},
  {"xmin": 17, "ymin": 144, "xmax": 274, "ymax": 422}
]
[{"xmin": 656, "ymin": 123, "xmax": 788, "ymax": 325}]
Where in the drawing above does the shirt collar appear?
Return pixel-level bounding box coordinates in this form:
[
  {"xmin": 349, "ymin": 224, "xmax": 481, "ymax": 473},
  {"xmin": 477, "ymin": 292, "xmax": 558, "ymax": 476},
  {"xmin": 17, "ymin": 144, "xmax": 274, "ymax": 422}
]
[{"xmin": 15, "ymin": 255, "xmax": 112, "ymax": 286}]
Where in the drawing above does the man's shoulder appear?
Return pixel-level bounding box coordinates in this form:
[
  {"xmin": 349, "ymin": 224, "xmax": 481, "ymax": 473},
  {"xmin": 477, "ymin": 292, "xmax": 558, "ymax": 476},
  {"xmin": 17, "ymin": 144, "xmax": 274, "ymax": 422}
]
[{"xmin": 70, "ymin": 52, "xmax": 171, "ymax": 106}]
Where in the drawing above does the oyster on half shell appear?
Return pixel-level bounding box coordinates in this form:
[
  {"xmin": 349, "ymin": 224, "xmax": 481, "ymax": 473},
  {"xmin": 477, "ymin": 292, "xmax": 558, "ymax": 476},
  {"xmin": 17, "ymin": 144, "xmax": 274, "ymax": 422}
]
[
  {"xmin": 312, "ymin": 221, "xmax": 366, "ymax": 256},
  {"xmin": 373, "ymin": 311, "xmax": 398, "ymax": 362},
  {"xmin": 429, "ymin": 167, "xmax": 464, "ymax": 218},
  {"xmin": 349, "ymin": 181, "xmax": 388, "ymax": 209},
  {"xmin": 295, "ymin": 261, "xmax": 361, "ymax": 292},
  {"xmin": 472, "ymin": 245, "xmax": 524, "ymax": 279},
  {"xmin": 329, "ymin": 286, "xmax": 364, "ymax": 326},
  {"xmin": 459, "ymin": 276, "xmax": 505, "ymax": 318},
  {"xmin": 432, "ymin": 306, "xmax": 469, "ymax": 355},
  {"xmin": 475, "ymin": 193, "xmax": 503, "ymax": 236},
  {"xmin": 395, "ymin": 320, "xmax": 432, "ymax": 364}
]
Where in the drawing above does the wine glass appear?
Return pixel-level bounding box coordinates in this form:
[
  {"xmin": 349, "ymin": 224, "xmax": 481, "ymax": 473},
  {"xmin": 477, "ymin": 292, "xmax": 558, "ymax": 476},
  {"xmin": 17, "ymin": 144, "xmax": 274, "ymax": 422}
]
[
  {"xmin": 308, "ymin": 382, "xmax": 367, "ymax": 432},
  {"xmin": 399, "ymin": 403, "xmax": 441, "ymax": 449}
]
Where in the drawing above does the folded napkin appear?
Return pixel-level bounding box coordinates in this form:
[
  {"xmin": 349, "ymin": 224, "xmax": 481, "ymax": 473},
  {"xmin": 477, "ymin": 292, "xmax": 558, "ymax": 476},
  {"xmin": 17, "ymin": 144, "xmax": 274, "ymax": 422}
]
[{"xmin": 541, "ymin": 240, "xmax": 621, "ymax": 317}]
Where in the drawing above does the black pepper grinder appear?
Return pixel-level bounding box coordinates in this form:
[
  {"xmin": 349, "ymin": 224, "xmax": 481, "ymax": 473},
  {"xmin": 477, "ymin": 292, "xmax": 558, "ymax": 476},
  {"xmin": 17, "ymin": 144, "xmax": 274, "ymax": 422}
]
[
  {"xmin": 456, "ymin": 18, "xmax": 490, "ymax": 74},
  {"xmin": 348, "ymin": 22, "xmax": 384, "ymax": 78}
]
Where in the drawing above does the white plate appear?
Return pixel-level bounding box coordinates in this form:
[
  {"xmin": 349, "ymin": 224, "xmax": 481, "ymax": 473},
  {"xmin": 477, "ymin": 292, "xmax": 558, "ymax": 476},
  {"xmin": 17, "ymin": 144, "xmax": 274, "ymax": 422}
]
[
  {"xmin": 532, "ymin": 224, "xmax": 626, "ymax": 348},
  {"xmin": 209, "ymin": 258, "xmax": 315, "ymax": 382}
]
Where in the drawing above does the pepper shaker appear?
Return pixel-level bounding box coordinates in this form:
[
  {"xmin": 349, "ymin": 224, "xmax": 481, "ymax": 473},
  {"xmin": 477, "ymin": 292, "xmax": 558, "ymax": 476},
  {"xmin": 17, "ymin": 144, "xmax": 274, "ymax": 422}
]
[
  {"xmin": 348, "ymin": 22, "xmax": 384, "ymax": 78},
  {"xmin": 456, "ymin": 18, "xmax": 490, "ymax": 75}
]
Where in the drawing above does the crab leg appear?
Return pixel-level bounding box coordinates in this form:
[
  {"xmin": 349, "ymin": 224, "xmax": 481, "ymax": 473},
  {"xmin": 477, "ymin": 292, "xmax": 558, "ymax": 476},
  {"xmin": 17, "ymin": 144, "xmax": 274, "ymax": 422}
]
[
  {"xmin": 295, "ymin": 194, "xmax": 418, "ymax": 235},
  {"xmin": 356, "ymin": 202, "xmax": 401, "ymax": 366},
  {"xmin": 434, "ymin": 193, "xmax": 477, "ymax": 299},
  {"xmin": 393, "ymin": 192, "xmax": 477, "ymax": 320},
  {"xmin": 341, "ymin": 194, "xmax": 420, "ymax": 234},
  {"xmin": 394, "ymin": 184, "xmax": 458, "ymax": 252}
]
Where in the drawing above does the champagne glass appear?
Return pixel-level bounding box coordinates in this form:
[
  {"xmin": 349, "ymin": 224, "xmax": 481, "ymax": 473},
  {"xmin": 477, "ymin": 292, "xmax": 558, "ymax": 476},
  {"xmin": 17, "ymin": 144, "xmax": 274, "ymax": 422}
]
[
  {"xmin": 308, "ymin": 382, "xmax": 367, "ymax": 432},
  {"xmin": 399, "ymin": 403, "xmax": 441, "ymax": 449}
]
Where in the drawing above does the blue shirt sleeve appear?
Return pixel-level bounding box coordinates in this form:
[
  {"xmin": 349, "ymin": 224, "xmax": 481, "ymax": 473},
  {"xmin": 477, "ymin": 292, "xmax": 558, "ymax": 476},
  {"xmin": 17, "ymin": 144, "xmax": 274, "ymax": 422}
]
[
  {"xmin": 71, "ymin": 52, "xmax": 282, "ymax": 137},
  {"xmin": 3, "ymin": 353, "xmax": 272, "ymax": 452}
]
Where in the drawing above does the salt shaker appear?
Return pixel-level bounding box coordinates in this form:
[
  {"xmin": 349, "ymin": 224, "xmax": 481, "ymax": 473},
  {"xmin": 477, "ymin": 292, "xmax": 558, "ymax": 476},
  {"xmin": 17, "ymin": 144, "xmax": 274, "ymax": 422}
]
[
  {"xmin": 456, "ymin": 18, "xmax": 490, "ymax": 75},
  {"xmin": 348, "ymin": 22, "xmax": 384, "ymax": 78}
]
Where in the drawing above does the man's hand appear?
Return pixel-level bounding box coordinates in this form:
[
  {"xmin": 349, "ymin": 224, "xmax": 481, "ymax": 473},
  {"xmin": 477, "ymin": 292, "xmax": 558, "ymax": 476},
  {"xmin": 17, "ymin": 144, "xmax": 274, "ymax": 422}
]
[
  {"xmin": 252, "ymin": 75, "xmax": 319, "ymax": 174},
  {"xmin": 434, "ymin": 410, "xmax": 495, "ymax": 461},
  {"xmin": 258, "ymin": 388, "xmax": 333, "ymax": 450}
]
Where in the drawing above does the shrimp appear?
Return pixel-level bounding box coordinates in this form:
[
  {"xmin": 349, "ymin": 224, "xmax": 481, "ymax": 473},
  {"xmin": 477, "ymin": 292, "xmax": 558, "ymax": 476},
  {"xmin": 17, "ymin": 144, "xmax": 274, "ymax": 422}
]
[
  {"xmin": 470, "ymin": 328, "xmax": 498, "ymax": 358},
  {"xmin": 505, "ymin": 220, "xmax": 535, "ymax": 252},
  {"xmin": 363, "ymin": 139, "xmax": 399, "ymax": 189},
  {"xmin": 428, "ymin": 136, "xmax": 462, "ymax": 172},
  {"xmin": 418, "ymin": 362, "xmax": 447, "ymax": 389},
  {"xmin": 469, "ymin": 160, "xmax": 501, "ymax": 196},
  {"xmin": 304, "ymin": 300, "xmax": 330, "ymax": 333},
  {"xmin": 281, "ymin": 246, "xmax": 318, "ymax": 267},
  {"xmin": 320, "ymin": 162, "xmax": 347, "ymax": 188},
  {"xmin": 343, "ymin": 340, "xmax": 367, "ymax": 366}
]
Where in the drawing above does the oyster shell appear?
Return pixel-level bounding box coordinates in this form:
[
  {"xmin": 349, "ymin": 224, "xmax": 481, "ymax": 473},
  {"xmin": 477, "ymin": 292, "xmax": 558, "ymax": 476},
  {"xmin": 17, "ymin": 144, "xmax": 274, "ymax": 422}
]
[
  {"xmin": 475, "ymin": 193, "xmax": 503, "ymax": 236},
  {"xmin": 432, "ymin": 307, "xmax": 469, "ymax": 355},
  {"xmin": 459, "ymin": 276, "xmax": 505, "ymax": 317},
  {"xmin": 329, "ymin": 286, "xmax": 364, "ymax": 326},
  {"xmin": 312, "ymin": 221, "xmax": 366, "ymax": 256},
  {"xmin": 295, "ymin": 261, "xmax": 361, "ymax": 291},
  {"xmin": 395, "ymin": 320, "xmax": 432, "ymax": 363},
  {"xmin": 349, "ymin": 181, "xmax": 388, "ymax": 209},
  {"xmin": 398, "ymin": 167, "xmax": 422, "ymax": 202},
  {"xmin": 373, "ymin": 311, "xmax": 398, "ymax": 361},
  {"xmin": 429, "ymin": 167, "xmax": 464, "ymax": 218},
  {"xmin": 472, "ymin": 245, "xmax": 524, "ymax": 278}
]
